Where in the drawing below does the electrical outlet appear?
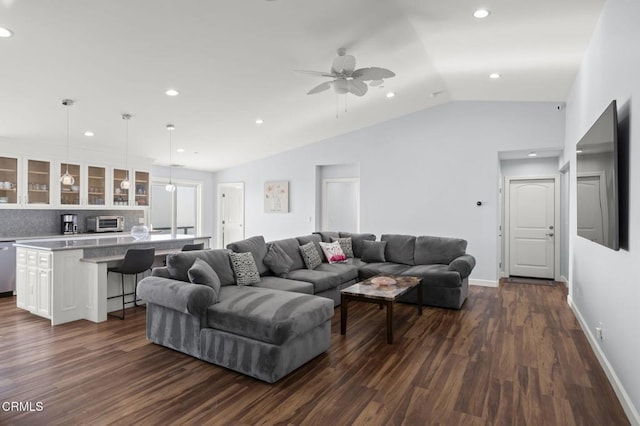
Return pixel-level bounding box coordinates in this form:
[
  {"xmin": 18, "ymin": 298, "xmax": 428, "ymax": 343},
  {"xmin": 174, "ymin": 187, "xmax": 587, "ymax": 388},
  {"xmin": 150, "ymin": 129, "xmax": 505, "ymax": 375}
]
[{"xmin": 595, "ymin": 322, "xmax": 604, "ymax": 340}]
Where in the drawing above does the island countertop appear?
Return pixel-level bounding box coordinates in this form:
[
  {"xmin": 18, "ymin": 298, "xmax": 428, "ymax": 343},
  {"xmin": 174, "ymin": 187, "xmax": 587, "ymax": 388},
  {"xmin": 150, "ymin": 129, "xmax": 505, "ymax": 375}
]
[{"xmin": 13, "ymin": 234, "xmax": 210, "ymax": 251}]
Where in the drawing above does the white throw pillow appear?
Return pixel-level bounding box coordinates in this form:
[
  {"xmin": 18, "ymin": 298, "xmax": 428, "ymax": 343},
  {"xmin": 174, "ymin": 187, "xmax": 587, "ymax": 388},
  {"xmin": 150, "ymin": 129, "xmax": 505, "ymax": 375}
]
[{"xmin": 319, "ymin": 241, "xmax": 347, "ymax": 264}]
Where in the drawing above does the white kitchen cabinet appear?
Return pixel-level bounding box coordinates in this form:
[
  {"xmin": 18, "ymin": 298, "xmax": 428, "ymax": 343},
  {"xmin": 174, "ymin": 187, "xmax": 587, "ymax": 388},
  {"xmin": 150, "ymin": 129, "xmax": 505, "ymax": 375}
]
[{"xmin": 16, "ymin": 248, "xmax": 52, "ymax": 320}]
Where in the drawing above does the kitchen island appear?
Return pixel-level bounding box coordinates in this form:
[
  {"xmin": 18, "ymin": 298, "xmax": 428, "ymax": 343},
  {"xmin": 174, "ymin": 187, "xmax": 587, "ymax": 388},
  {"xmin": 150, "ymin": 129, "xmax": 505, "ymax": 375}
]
[{"xmin": 14, "ymin": 234, "xmax": 210, "ymax": 325}]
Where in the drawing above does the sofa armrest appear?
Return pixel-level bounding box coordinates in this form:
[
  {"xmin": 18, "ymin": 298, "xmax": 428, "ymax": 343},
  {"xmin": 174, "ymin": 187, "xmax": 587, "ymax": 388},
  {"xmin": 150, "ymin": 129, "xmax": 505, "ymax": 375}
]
[
  {"xmin": 447, "ymin": 254, "xmax": 476, "ymax": 279},
  {"xmin": 151, "ymin": 266, "xmax": 171, "ymax": 278},
  {"xmin": 137, "ymin": 276, "xmax": 214, "ymax": 317}
]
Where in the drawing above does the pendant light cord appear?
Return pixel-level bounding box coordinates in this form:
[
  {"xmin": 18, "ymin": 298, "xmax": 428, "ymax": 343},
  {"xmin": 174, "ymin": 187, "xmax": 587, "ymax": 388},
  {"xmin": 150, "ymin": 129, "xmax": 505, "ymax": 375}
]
[{"xmin": 65, "ymin": 102, "xmax": 70, "ymax": 174}]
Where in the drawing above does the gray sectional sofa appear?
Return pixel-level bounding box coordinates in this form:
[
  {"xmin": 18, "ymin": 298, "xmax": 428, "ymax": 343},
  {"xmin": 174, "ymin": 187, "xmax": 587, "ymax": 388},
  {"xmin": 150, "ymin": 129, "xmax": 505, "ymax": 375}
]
[{"xmin": 137, "ymin": 232, "xmax": 475, "ymax": 383}]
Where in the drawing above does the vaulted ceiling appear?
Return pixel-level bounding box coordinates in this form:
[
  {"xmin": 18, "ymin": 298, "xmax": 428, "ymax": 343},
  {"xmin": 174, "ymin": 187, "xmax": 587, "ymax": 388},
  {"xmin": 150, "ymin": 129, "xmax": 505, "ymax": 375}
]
[{"xmin": 0, "ymin": 0, "xmax": 604, "ymax": 171}]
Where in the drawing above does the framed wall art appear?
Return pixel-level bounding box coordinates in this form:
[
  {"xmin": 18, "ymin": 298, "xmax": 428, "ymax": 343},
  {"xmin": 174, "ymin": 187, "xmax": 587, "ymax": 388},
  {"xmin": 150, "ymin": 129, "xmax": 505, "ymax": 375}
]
[{"xmin": 264, "ymin": 181, "xmax": 289, "ymax": 213}]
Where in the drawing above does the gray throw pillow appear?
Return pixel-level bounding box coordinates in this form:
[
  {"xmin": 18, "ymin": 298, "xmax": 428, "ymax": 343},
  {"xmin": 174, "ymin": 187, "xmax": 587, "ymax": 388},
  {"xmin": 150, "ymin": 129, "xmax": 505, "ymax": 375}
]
[
  {"xmin": 331, "ymin": 237, "xmax": 354, "ymax": 258},
  {"xmin": 361, "ymin": 240, "xmax": 387, "ymax": 263},
  {"xmin": 229, "ymin": 252, "xmax": 261, "ymax": 285},
  {"xmin": 299, "ymin": 241, "xmax": 322, "ymax": 270},
  {"xmin": 187, "ymin": 258, "xmax": 221, "ymax": 303},
  {"xmin": 263, "ymin": 243, "xmax": 294, "ymax": 277}
]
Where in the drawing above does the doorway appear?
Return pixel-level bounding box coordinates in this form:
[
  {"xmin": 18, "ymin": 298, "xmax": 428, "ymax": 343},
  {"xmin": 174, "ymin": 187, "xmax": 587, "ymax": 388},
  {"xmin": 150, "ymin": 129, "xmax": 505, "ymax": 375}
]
[
  {"xmin": 217, "ymin": 182, "xmax": 245, "ymax": 248},
  {"xmin": 504, "ymin": 176, "xmax": 560, "ymax": 280},
  {"xmin": 321, "ymin": 178, "xmax": 360, "ymax": 232}
]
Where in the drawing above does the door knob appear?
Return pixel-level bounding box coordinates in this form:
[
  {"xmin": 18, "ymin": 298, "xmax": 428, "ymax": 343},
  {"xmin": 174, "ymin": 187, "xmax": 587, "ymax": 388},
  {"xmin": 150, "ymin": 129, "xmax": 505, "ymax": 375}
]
[{"xmin": 546, "ymin": 233, "xmax": 554, "ymax": 237}]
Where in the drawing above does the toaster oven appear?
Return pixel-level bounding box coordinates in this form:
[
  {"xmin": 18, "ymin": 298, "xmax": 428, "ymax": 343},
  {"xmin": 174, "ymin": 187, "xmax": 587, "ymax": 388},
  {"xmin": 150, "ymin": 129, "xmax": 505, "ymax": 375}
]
[{"xmin": 86, "ymin": 216, "xmax": 125, "ymax": 233}]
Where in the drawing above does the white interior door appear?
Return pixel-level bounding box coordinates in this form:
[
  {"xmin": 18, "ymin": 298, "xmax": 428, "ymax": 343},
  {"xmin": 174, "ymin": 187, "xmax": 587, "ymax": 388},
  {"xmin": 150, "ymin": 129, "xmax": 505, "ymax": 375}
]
[
  {"xmin": 508, "ymin": 178, "xmax": 555, "ymax": 279},
  {"xmin": 218, "ymin": 183, "xmax": 244, "ymax": 248},
  {"xmin": 577, "ymin": 173, "xmax": 607, "ymax": 245},
  {"xmin": 322, "ymin": 178, "xmax": 360, "ymax": 232}
]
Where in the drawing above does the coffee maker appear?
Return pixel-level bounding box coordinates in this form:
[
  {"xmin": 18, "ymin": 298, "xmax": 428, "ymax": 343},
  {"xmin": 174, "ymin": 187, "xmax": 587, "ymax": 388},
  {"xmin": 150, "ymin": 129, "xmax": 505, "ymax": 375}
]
[{"xmin": 61, "ymin": 214, "xmax": 78, "ymax": 235}]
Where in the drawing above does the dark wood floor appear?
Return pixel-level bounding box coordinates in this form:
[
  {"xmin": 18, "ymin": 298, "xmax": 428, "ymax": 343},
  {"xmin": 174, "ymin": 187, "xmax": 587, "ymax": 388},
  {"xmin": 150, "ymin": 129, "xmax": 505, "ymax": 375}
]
[{"xmin": 0, "ymin": 282, "xmax": 629, "ymax": 425}]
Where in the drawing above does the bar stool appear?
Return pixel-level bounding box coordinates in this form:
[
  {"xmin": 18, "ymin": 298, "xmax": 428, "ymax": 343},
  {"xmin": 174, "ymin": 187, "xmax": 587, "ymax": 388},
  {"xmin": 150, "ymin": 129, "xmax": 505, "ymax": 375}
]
[
  {"xmin": 107, "ymin": 247, "xmax": 156, "ymax": 319},
  {"xmin": 181, "ymin": 242, "xmax": 204, "ymax": 251}
]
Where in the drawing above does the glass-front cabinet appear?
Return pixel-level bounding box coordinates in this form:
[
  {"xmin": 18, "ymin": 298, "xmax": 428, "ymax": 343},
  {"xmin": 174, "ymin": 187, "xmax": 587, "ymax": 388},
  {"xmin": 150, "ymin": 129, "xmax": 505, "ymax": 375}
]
[
  {"xmin": 134, "ymin": 171, "xmax": 149, "ymax": 207},
  {"xmin": 59, "ymin": 162, "xmax": 81, "ymax": 205},
  {"xmin": 27, "ymin": 160, "xmax": 51, "ymax": 205},
  {"xmin": 113, "ymin": 168, "xmax": 129, "ymax": 206},
  {"xmin": 87, "ymin": 165, "xmax": 106, "ymax": 206},
  {"xmin": 0, "ymin": 156, "xmax": 19, "ymax": 205}
]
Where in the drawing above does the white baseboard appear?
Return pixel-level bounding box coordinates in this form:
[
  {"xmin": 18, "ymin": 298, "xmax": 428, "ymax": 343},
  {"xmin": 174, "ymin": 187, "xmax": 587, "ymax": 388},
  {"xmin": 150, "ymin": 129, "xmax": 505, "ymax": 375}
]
[
  {"xmin": 568, "ymin": 295, "xmax": 640, "ymax": 425},
  {"xmin": 469, "ymin": 278, "xmax": 498, "ymax": 288}
]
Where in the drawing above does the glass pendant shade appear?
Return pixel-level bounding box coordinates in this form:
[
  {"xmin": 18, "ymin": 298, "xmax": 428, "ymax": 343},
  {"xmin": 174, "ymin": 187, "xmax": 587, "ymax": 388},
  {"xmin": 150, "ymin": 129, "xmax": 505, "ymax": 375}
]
[
  {"xmin": 165, "ymin": 183, "xmax": 176, "ymax": 192},
  {"xmin": 60, "ymin": 170, "xmax": 74, "ymax": 185},
  {"xmin": 120, "ymin": 175, "xmax": 130, "ymax": 190}
]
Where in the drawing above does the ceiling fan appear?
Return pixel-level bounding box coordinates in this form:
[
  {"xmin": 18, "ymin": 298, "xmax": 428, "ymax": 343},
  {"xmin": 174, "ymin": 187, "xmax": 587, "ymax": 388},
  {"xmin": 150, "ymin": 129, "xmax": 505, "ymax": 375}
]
[{"xmin": 298, "ymin": 48, "xmax": 395, "ymax": 97}]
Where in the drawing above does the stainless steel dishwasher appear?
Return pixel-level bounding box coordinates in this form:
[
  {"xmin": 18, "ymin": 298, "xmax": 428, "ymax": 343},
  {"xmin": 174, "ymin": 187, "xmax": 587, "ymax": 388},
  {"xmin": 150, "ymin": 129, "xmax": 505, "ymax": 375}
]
[{"xmin": 0, "ymin": 240, "xmax": 16, "ymax": 297}]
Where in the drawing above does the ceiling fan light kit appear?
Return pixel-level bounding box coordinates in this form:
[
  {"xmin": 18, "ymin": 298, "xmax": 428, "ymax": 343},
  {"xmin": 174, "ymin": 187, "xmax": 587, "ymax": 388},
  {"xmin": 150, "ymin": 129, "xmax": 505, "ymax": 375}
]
[{"xmin": 300, "ymin": 48, "xmax": 395, "ymax": 98}]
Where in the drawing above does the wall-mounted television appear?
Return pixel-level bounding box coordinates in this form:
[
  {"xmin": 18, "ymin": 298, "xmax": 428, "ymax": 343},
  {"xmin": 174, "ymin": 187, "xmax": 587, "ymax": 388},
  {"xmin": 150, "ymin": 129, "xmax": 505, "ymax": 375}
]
[{"xmin": 576, "ymin": 100, "xmax": 619, "ymax": 250}]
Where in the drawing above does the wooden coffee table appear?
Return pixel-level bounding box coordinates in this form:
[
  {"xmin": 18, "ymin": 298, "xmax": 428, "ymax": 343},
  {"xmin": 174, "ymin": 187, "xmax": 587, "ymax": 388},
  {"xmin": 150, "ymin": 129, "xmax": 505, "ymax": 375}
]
[{"xmin": 340, "ymin": 274, "xmax": 423, "ymax": 344}]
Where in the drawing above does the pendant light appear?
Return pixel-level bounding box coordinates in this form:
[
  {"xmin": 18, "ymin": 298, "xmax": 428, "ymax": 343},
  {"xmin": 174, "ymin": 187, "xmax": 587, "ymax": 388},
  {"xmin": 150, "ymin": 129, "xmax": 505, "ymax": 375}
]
[
  {"xmin": 120, "ymin": 114, "xmax": 132, "ymax": 190},
  {"xmin": 60, "ymin": 99, "xmax": 75, "ymax": 186},
  {"xmin": 165, "ymin": 124, "xmax": 176, "ymax": 192}
]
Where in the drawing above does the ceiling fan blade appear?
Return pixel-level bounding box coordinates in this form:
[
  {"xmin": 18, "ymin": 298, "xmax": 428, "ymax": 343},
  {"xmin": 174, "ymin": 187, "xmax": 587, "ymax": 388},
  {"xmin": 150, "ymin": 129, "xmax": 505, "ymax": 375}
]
[
  {"xmin": 352, "ymin": 67, "xmax": 395, "ymax": 81},
  {"xmin": 295, "ymin": 69, "xmax": 336, "ymax": 78},
  {"xmin": 307, "ymin": 81, "xmax": 333, "ymax": 95},
  {"xmin": 331, "ymin": 55, "xmax": 356, "ymax": 75},
  {"xmin": 369, "ymin": 79, "xmax": 384, "ymax": 87},
  {"xmin": 348, "ymin": 79, "xmax": 368, "ymax": 96}
]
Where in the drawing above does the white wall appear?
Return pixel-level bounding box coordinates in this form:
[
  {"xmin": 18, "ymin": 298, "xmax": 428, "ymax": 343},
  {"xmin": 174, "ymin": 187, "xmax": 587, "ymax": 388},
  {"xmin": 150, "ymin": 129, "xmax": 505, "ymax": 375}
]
[
  {"xmin": 151, "ymin": 165, "xmax": 216, "ymax": 238},
  {"xmin": 564, "ymin": 0, "xmax": 640, "ymax": 421},
  {"xmin": 214, "ymin": 101, "xmax": 566, "ymax": 282}
]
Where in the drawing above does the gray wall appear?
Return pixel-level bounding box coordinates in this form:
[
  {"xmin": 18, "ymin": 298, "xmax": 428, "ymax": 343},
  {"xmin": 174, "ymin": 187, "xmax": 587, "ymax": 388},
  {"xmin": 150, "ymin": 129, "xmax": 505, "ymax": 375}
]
[
  {"xmin": 564, "ymin": 0, "xmax": 640, "ymax": 419},
  {"xmin": 214, "ymin": 100, "xmax": 566, "ymax": 282}
]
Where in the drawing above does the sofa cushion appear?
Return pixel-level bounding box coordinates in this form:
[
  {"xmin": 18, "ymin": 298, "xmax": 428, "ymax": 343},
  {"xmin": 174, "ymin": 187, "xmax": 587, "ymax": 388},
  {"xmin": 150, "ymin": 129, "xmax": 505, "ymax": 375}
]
[
  {"xmin": 358, "ymin": 262, "xmax": 412, "ymax": 280},
  {"xmin": 253, "ymin": 276, "xmax": 314, "ymax": 294},
  {"xmin": 319, "ymin": 241, "xmax": 347, "ymax": 263},
  {"xmin": 286, "ymin": 268, "xmax": 342, "ymax": 293},
  {"xmin": 187, "ymin": 258, "xmax": 221, "ymax": 303},
  {"xmin": 166, "ymin": 249, "xmax": 236, "ymax": 286},
  {"xmin": 361, "ymin": 240, "xmax": 387, "ymax": 263},
  {"xmin": 263, "ymin": 243, "xmax": 294, "ymax": 278},
  {"xmin": 339, "ymin": 232, "xmax": 376, "ymax": 258},
  {"xmin": 381, "ymin": 234, "xmax": 416, "ymax": 265},
  {"xmin": 401, "ymin": 264, "xmax": 462, "ymax": 288},
  {"xmin": 344, "ymin": 257, "xmax": 367, "ymax": 269},
  {"xmin": 271, "ymin": 238, "xmax": 306, "ymax": 271},
  {"xmin": 229, "ymin": 252, "xmax": 261, "ymax": 285},
  {"xmin": 314, "ymin": 231, "xmax": 340, "ymax": 243},
  {"xmin": 226, "ymin": 235, "xmax": 269, "ymax": 276},
  {"xmin": 414, "ymin": 236, "xmax": 468, "ymax": 265},
  {"xmin": 315, "ymin": 262, "xmax": 358, "ymax": 283},
  {"xmin": 331, "ymin": 237, "xmax": 354, "ymax": 258},
  {"xmin": 208, "ymin": 286, "xmax": 334, "ymax": 345},
  {"xmin": 300, "ymin": 242, "xmax": 322, "ymax": 270}
]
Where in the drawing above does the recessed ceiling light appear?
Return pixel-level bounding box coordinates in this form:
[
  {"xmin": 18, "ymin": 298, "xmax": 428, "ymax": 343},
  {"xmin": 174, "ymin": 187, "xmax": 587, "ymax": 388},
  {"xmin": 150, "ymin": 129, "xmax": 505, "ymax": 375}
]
[
  {"xmin": 386, "ymin": 92, "xmax": 396, "ymax": 98},
  {"xmin": 83, "ymin": 131, "xmax": 95, "ymax": 137},
  {"xmin": 527, "ymin": 152, "xmax": 537, "ymax": 157},
  {"xmin": 473, "ymin": 9, "xmax": 491, "ymax": 19},
  {"xmin": 176, "ymin": 148, "xmax": 185, "ymax": 153},
  {"xmin": 255, "ymin": 118, "xmax": 264, "ymax": 124},
  {"xmin": 165, "ymin": 89, "xmax": 179, "ymax": 97},
  {"xmin": 0, "ymin": 27, "xmax": 13, "ymax": 38},
  {"xmin": 489, "ymin": 73, "xmax": 501, "ymax": 79}
]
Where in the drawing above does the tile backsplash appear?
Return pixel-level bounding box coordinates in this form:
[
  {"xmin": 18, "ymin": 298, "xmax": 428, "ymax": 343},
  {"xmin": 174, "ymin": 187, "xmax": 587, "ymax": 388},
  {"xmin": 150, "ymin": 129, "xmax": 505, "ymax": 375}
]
[{"xmin": 0, "ymin": 209, "xmax": 144, "ymax": 238}]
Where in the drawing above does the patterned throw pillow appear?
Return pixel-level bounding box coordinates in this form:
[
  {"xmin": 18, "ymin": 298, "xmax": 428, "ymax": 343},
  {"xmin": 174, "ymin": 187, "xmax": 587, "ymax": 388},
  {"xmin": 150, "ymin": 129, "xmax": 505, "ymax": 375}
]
[
  {"xmin": 299, "ymin": 242, "xmax": 322, "ymax": 270},
  {"xmin": 331, "ymin": 237, "xmax": 354, "ymax": 258},
  {"xmin": 319, "ymin": 241, "xmax": 347, "ymax": 264},
  {"xmin": 229, "ymin": 252, "xmax": 261, "ymax": 285}
]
